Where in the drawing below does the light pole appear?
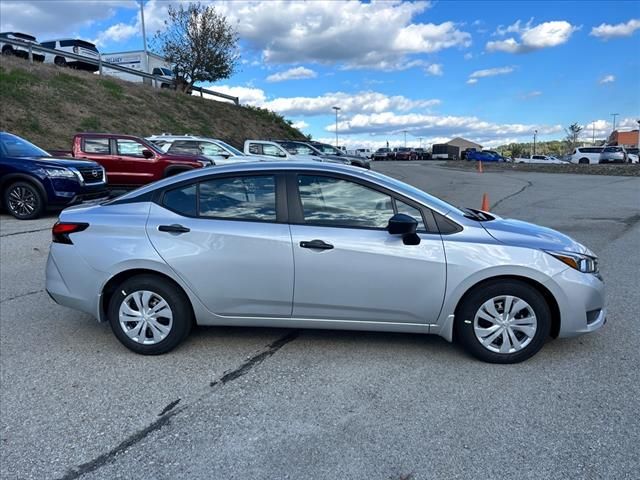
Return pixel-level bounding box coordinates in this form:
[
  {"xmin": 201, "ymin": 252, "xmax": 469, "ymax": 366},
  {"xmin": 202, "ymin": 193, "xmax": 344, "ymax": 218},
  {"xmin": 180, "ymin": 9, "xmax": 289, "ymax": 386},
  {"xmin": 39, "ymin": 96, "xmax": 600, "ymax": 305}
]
[
  {"xmin": 332, "ymin": 106, "xmax": 340, "ymax": 148},
  {"xmin": 592, "ymin": 121, "xmax": 596, "ymax": 145},
  {"xmin": 611, "ymin": 113, "xmax": 619, "ymax": 133},
  {"xmin": 533, "ymin": 129, "xmax": 538, "ymax": 155},
  {"xmin": 418, "ymin": 137, "xmax": 423, "ymax": 148},
  {"xmin": 139, "ymin": 0, "xmax": 148, "ymax": 72},
  {"xmin": 402, "ymin": 130, "xmax": 407, "ymax": 147}
]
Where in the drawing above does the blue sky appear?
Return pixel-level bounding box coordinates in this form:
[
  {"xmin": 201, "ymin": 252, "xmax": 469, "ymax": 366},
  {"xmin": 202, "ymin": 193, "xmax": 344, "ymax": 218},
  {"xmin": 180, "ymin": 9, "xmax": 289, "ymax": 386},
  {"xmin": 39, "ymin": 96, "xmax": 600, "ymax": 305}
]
[{"xmin": 1, "ymin": 0, "xmax": 639, "ymax": 148}]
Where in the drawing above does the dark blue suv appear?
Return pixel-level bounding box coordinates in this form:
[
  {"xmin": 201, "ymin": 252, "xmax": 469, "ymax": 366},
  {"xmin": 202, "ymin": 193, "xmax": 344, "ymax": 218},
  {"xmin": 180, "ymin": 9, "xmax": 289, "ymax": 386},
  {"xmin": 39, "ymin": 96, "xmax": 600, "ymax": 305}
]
[{"xmin": 0, "ymin": 132, "xmax": 109, "ymax": 219}]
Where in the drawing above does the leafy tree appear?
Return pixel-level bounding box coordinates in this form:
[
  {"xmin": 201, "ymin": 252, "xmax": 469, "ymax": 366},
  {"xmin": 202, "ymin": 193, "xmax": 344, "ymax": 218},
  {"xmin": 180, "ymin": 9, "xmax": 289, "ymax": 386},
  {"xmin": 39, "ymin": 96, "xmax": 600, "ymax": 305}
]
[
  {"xmin": 564, "ymin": 122, "xmax": 583, "ymax": 151},
  {"xmin": 153, "ymin": 2, "xmax": 240, "ymax": 93},
  {"xmin": 510, "ymin": 143, "xmax": 525, "ymax": 158}
]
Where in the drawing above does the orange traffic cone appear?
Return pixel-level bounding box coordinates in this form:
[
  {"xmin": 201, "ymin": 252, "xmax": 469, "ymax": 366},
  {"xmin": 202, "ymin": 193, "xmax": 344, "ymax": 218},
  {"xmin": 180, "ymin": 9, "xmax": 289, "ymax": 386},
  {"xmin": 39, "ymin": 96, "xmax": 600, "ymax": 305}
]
[
  {"xmin": 478, "ymin": 160, "xmax": 483, "ymax": 173},
  {"xmin": 481, "ymin": 193, "xmax": 490, "ymax": 211}
]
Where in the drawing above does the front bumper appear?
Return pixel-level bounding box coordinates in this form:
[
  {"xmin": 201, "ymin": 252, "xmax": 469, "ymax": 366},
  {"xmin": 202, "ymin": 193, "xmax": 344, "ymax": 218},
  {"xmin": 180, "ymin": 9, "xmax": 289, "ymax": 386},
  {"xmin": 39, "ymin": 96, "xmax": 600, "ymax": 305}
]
[{"xmin": 546, "ymin": 267, "xmax": 606, "ymax": 337}]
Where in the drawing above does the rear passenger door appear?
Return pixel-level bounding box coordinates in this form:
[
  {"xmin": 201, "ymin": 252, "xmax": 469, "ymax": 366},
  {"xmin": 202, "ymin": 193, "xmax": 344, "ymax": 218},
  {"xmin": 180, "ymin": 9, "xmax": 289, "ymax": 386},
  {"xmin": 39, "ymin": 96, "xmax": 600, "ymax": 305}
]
[{"xmin": 146, "ymin": 173, "xmax": 294, "ymax": 317}]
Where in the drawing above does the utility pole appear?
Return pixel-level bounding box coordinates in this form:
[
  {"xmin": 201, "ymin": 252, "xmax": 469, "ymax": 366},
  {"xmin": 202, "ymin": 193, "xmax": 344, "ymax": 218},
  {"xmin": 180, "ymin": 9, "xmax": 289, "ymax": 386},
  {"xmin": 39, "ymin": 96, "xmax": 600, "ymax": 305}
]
[
  {"xmin": 402, "ymin": 130, "xmax": 407, "ymax": 147},
  {"xmin": 533, "ymin": 129, "xmax": 538, "ymax": 155},
  {"xmin": 611, "ymin": 113, "xmax": 619, "ymax": 133},
  {"xmin": 332, "ymin": 106, "xmax": 341, "ymax": 148},
  {"xmin": 418, "ymin": 137, "xmax": 423, "ymax": 148},
  {"xmin": 592, "ymin": 121, "xmax": 596, "ymax": 145},
  {"xmin": 139, "ymin": 1, "xmax": 149, "ymax": 73}
]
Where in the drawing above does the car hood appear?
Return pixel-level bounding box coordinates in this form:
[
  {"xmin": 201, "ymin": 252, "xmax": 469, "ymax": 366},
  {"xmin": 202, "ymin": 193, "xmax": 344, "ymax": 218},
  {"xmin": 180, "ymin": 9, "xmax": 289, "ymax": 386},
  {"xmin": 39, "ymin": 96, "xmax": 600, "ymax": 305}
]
[
  {"xmin": 481, "ymin": 216, "xmax": 594, "ymax": 256},
  {"xmin": 22, "ymin": 156, "xmax": 101, "ymax": 169}
]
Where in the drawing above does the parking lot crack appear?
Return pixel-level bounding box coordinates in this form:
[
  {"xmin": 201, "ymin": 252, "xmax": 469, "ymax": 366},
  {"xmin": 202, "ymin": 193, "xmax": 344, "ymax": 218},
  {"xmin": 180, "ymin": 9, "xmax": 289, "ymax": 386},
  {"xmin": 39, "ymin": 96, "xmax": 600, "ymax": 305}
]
[
  {"xmin": 1, "ymin": 289, "xmax": 44, "ymax": 303},
  {"xmin": 490, "ymin": 179, "xmax": 533, "ymax": 211},
  {"xmin": 55, "ymin": 330, "xmax": 300, "ymax": 480},
  {"xmin": 0, "ymin": 227, "xmax": 51, "ymax": 238}
]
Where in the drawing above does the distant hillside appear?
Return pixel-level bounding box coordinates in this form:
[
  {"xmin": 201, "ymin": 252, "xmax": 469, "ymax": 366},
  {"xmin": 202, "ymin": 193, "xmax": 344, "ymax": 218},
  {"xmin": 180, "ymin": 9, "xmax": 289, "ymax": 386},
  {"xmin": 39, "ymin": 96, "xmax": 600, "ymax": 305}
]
[{"xmin": 0, "ymin": 56, "xmax": 305, "ymax": 150}]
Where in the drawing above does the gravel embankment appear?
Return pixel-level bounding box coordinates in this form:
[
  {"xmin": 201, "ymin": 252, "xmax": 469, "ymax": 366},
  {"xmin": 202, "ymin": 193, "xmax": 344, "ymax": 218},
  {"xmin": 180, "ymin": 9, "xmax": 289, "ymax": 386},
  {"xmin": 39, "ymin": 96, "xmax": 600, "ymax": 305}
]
[{"xmin": 442, "ymin": 160, "xmax": 640, "ymax": 176}]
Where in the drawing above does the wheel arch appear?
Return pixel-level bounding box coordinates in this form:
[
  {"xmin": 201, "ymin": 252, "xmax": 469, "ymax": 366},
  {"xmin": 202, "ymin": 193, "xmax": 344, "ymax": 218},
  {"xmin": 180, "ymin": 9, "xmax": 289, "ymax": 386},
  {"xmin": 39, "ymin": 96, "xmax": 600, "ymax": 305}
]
[
  {"xmin": 452, "ymin": 275, "xmax": 561, "ymax": 341},
  {"xmin": 0, "ymin": 173, "xmax": 49, "ymax": 205},
  {"xmin": 100, "ymin": 268, "xmax": 195, "ymax": 324}
]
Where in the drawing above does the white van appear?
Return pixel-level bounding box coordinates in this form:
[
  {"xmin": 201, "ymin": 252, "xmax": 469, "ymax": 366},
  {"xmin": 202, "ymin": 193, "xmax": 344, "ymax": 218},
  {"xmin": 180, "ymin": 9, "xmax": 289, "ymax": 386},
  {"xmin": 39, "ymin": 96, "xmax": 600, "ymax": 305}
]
[
  {"xmin": 41, "ymin": 39, "xmax": 100, "ymax": 72},
  {"xmin": 570, "ymin": 147, "xmax": 605, "ymax": 164}
]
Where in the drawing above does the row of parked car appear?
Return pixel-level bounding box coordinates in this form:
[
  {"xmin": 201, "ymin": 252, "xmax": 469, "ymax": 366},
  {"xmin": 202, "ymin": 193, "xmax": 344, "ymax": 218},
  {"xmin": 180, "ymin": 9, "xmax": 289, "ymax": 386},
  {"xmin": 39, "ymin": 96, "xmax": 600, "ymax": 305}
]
[
  {"xmin": 371, "ymin": 147, "xmax": 431, "ymax": 161},
  {"xmin": 0, "ymin": 131, "xmax": 371, "ymax": 220}
]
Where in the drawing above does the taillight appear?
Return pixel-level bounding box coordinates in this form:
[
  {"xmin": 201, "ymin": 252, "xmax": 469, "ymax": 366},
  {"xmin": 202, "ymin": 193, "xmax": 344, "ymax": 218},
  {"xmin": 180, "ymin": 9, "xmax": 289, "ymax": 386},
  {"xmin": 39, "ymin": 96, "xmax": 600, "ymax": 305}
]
[{"xmin": 52, "ymin": 222, "xmax": 89, "ymax": 244}]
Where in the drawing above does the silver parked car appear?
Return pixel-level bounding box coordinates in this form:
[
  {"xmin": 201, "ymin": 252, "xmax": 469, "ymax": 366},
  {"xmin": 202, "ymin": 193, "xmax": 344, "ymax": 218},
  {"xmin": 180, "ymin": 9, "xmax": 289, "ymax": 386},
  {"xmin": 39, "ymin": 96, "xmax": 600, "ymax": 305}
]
[
  {"xmin": 599, "ymin": 146, "xmax": 628, "ymax": 164},
  {"xmin": 46, "ymin": 163, "xmax": 606, "ymax": 363}
]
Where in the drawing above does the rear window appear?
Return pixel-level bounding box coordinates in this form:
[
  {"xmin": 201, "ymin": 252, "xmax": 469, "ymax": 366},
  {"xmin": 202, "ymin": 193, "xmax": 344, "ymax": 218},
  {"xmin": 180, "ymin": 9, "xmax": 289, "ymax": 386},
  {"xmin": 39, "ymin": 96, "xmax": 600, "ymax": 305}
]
[
  {"xmin": 9, "ymin": 33, "xmax": 37, "ymax": 41},
  {"xmin": 83, "ymin": 138, "xmax": 110, "ymax": 154},
  {"xmin": 60, "ymin": 40, "xmax": 98, "ymax": 51},
  {"xmin": 603, "ymin": 147, "xmax": 621, "ymax": 152}
]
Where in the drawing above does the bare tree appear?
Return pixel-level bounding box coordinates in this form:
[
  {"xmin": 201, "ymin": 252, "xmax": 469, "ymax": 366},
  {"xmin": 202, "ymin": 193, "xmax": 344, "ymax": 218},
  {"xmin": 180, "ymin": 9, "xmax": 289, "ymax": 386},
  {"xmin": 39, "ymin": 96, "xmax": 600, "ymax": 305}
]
[
  {"xmin": 153, "ymin": 2, "xmax": 239, "ymax": 93},
  {"xmin": 564, "ymin": 122, "xmax": 583, "ymax": 151}
]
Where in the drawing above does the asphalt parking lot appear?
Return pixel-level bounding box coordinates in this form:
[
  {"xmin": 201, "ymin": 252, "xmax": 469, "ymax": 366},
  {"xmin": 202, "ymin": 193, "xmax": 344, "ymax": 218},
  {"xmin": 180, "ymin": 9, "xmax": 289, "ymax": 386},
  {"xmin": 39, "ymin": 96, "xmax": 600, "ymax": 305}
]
[{"xmin": 1, "ymin": 161, "xmax": 639, "ymax": 480}]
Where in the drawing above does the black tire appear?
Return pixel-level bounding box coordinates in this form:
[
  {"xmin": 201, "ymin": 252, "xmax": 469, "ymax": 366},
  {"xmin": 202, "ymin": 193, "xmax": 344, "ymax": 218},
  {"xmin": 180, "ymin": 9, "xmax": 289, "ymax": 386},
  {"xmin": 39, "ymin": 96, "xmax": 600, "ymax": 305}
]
[
  {"xmin": 3, "ymin": 181, "xmax": 44, "ymax": 220},
  {"xmin": 54, "ymin": 56, "xmax": 66, "ymax": 67},
  {"xmin": 2, "ymin": 46, "xmax": 13, "ymax": 56},
  {"xmin": 454, "ymin": 280, "xmax": 551, "ymax": 364},
  {"xmin": 107, "ymin": 274, "xmax": 193, "ymax": 355},
  {"xmin": 578, "ymin": 158, "xmax": 589, "ymax": 164}
]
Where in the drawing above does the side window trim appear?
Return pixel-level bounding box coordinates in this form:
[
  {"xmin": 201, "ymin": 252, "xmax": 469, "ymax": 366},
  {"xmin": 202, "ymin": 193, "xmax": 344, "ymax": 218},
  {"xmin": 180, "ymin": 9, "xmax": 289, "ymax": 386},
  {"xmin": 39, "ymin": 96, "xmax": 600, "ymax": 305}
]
[{"xmin": 158, "ymin": 172, "xmax": 289, "ymax": 223}]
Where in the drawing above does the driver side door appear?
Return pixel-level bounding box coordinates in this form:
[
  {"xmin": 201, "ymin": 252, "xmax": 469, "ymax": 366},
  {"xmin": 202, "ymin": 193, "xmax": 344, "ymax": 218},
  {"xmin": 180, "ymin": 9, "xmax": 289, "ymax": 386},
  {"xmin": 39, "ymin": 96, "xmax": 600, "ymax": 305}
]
[{"xmin": 288, "ymin": 173, "xmax": 447, "ymax": 325}]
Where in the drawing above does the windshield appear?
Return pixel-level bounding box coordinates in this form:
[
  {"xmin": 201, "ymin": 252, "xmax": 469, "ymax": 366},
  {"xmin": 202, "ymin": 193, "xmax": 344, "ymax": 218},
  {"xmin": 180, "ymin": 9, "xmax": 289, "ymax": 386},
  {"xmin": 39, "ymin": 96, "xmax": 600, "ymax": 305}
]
[
  {"xmin": 0, "ymin": 132, "xmax": 50, "ymax": 157},
  {"xmin": 314, "ymin": 143, "xmax": 341, "ymax": 155},
  {"xmin": 214, "ymin": 140, "xmax": 244, "ymax": 156}
]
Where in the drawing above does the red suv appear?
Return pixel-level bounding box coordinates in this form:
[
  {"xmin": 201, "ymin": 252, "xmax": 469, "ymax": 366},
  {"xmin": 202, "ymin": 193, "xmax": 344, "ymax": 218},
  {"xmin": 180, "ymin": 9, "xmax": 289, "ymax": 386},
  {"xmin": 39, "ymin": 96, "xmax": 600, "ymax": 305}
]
[{"xmin": 68, "ymin": 133, "xmax": 211, "ymax": 186}]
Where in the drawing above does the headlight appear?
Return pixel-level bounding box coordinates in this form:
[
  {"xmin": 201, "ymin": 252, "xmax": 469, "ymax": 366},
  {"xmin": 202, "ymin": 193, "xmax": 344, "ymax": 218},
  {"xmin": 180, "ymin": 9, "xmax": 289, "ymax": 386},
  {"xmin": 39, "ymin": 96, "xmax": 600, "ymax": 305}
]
[
  {"xmin": 44, "ymin": 168, "xmax": 76, "ymax": 178},
  {"xmin": 545, "ymin": 251, "xmax": 598, "ymax": 274}
]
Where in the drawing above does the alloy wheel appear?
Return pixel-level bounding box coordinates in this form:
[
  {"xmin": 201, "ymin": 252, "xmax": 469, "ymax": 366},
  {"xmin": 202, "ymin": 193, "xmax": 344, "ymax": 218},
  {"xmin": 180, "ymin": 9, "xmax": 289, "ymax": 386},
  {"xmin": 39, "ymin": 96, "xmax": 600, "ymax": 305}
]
[
  {"xmin": 473, "ymin": 295, "xmax": 537, "ymax": 354},
  {"xmin": 118, "ymin": 290, "xmax": 174, "ymax": 345},
  {"xmin": 8, "ymin": 185, "xmax": 38, "ymax": 218}
]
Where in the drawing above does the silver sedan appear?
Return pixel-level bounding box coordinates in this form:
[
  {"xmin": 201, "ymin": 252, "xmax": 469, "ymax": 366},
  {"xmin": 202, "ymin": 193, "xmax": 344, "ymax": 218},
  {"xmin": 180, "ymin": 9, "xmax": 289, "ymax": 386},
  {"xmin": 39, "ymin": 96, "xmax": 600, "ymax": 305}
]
[{"xmin": 46, "ymin": 163, "xmax": 606, "ymax": 363}]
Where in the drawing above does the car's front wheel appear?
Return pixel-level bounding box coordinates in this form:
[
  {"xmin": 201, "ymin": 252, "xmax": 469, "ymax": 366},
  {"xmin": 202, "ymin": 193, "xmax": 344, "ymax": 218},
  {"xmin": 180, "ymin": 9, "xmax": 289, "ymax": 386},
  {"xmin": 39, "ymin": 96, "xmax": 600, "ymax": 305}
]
[
  {"xmin": 454, "ymin": 280, "xmax": 551, "ymax": 363},
  {"xmin": 107, "ymin": 274, "xmax": 193, "ymax": 354},
  {"xmin": 3, "ymin": 181, "xmax": 44, "ymax": 220}
]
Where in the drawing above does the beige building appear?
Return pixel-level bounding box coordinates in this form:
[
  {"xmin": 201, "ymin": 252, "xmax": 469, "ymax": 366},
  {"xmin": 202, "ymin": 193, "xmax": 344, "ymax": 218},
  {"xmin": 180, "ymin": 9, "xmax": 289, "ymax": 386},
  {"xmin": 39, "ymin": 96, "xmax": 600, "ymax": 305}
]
[{"xmin": 446, "ymin": 137, "xmax": 483, "ymax": 151}]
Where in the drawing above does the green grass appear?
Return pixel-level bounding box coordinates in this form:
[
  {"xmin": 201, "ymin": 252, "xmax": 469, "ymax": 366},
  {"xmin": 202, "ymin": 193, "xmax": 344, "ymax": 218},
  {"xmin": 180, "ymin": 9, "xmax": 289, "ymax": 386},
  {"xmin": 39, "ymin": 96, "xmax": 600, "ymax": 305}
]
[
  {"xmin": 49, "ymin": 72, "xmax": 87, "ymax": 89},
  {"xmin": 79, "ymin": 116, "xmax": 101, "ymax": 131},
  {"xmin": 0, "ymin": 67, "xmax": 40, "ymax": 100},
  {"xmin": 98, "ymin": 78, "xmax": 124, "ymax": 99},
  {"xmin": 16, "ymin": 115, "xmax": 44, "ymax": 135}
]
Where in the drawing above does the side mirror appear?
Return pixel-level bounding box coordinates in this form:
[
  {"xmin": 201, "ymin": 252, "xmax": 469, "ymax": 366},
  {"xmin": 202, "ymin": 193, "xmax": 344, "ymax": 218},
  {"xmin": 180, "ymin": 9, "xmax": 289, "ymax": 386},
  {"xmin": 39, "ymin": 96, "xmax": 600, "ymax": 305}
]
[
  {"xmin": 387, "ymin": 213, "xmax": 420, "ymax": 245},
  {"xmin": 142, "ymin": 149, "xmax": 154, "ymax": 159},
  {"xmin": 220, "ymin": 152, "xmax": 231, "ymax": 158}
]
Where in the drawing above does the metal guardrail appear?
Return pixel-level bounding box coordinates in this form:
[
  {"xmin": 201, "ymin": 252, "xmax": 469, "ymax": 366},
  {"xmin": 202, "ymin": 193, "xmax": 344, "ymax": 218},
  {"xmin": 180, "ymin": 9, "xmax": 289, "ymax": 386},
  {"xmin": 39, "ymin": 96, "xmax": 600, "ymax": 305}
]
[{"xmin": 0, "ymin": 37, "xmax": 240, "ymax": 105}]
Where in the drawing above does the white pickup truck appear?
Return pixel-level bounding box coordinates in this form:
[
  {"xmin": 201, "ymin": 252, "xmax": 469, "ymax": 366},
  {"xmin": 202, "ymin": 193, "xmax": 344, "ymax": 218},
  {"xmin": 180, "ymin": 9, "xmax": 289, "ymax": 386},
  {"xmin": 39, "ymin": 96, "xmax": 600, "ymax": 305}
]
[
  {"xmin": 243, "ymin": 140, "xmax": 321, "ymax": 162},
  {"xmin": 514, "ymin": 155, "xmax": 568, "ymax": 164}
]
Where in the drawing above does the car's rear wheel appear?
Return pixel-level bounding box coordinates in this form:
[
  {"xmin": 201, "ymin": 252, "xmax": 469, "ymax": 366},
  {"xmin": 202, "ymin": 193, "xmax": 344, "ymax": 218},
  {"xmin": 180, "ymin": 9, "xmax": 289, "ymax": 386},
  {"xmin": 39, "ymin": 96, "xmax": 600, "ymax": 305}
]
[
  {"xmin": 454, "ymin": 280, "xmax": 551, "ymax": 363},
  {"xmin": 54, "ymin": 56, "xmax": 66, "ymax": 66},
  {"xmin": 3, "ymin": 181, "xmax": 44, "ymax": 220},
  {"xmin": 107, "ymin": 274, "xmax": 193, "ymax": 355},
  {"xmin": 578, "ymin": 158, "xmax": 589, "ymax": 164}
]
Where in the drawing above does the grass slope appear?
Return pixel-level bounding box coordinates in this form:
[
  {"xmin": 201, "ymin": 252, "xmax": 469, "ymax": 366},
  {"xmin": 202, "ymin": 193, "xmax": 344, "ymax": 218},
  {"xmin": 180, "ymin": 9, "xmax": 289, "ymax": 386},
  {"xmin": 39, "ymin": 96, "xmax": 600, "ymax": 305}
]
[{"xmin": 0, "ymin": 56, "xmax": 305, "ymax": 150}]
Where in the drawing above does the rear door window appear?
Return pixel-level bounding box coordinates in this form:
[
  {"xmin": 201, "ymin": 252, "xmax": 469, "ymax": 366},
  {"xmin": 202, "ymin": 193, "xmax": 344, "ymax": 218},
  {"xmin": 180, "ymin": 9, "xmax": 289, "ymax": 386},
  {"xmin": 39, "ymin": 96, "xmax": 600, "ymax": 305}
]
[
  {"xmin": 163, "ymin": 184, "xmax": 197, "ymax": 216},
  {"xmin": 199, "ymin": 175, "xmax": 277, "ymax": 221},
  {"xmin": 83, "ymin": 138, "xmax": 110, "ymax": 154}
]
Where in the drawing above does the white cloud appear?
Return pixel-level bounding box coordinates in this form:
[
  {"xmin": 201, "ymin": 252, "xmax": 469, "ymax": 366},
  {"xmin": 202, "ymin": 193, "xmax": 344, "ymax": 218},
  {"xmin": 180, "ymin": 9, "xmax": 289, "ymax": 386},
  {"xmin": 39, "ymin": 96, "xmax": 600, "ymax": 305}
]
[
  {"xmin": 466, "ymin": 66, "xmax": 515, "ymax": 84},
  {"xmin": 93, "ymin": 22, "xmax": 138, "ymax": 47},
  {"xmin": 486, "ymin": 20, "xmax": 578, "ymax": 53},
  {"xmin": 291, "ymin": 120, "xmax": 309, "ymax": 130},
  {"xmin": 203, "ymin": 86, "xmax": 440, "ymax": 118},
  {"xmin": 327, "ymin": 111, "xmax": 562, "ymax": 141},
  {"xmin": 493, "ymin": 18, "xmax": 533, "ymax": 36},
  {"xmin": 0, "ymin": 0, "xmax": 136, "ymax": 40},
  {"xmin": 464, "ymin": 52, "xmax": 473, "ymax": 60},
  {"xmin": 425, "ymin": 63, "xmax": 443, "ymax": 76},
  {"xmin": 214, "ymin": 0, "xmax": 471, "ymax": 69},
  {"xmin": 599, "ymin": 74, "xmax": 616, "ymax": 84},
  {"xmin": 266, "ymin": 66, "xmax": 317, "ymax": 82},
  {"xmin": 522, "ymin": 90, "xmax": 542, "ymax": 99},
  {"xmin": 590, "ymin": 19, "xmax": 640, "ymax": 39}
]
